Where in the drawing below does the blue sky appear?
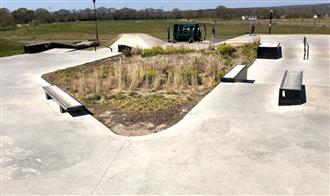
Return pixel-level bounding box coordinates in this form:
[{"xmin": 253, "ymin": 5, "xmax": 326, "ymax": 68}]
[{"xmin": 1, "ymin": 0, "xmax": 329, "ymax": 11}]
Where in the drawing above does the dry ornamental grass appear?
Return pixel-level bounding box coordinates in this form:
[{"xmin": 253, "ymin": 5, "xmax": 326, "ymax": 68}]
[
  {"xmin": 43, "ymin": 43, "xmax": 258, "ymax": 135},
  {"xmin": 73, "ymin": 47, "xmax": 255, "ymax": 96}
]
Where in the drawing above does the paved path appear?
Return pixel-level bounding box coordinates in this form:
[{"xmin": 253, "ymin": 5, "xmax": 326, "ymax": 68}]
[{"xmin": 1, "ymin": 35, "xmax": 329, "ymax": 195}]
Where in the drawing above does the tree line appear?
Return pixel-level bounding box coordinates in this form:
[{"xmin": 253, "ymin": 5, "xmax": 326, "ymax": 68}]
[{"xmin": 1, "ymin": 4, "xmax": 329, "ymax": 30}]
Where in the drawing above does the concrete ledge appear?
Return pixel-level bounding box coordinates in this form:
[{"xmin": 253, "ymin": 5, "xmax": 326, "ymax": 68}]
[
  {"xmin": 279, "ymin": 71, "xmax": 305, "ymax": 105},
  {"xmin": 257, "ymin": 42, "xmax": 282, "ymax": 59},
  {"xmin": 43, "ymin": 85, "xmax": 85, "ymax": 113},
  {"xmin": 221, "ymin": 64, "xmax": 247, "ymax": 83},
  {"xmin": 24, "ymin": 41, "xmax": 100, "ymax": 53},
  {"xmin": 24, "ymin": 42, "xmax": 76, "ymax": 53}
]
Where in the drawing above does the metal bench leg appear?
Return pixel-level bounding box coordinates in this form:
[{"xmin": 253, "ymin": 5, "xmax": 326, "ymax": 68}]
[
  {"xmin": 45, "ymin": 93, "xmax": 52, "ymax": 100},
  {"xmin": 307, "ymin": 44, "xmax": 309, "ymax": 60},
  {"xmin": 59, "ymin": 106, "xmax": 65, "ymax": 113}
]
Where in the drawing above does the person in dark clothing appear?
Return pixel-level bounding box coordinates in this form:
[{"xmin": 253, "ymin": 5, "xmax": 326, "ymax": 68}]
[
  {"xmin": 211, "ymin": 24, "xmax": 216, "ymax": 42},
  {"xmin": 250, "ymin": 25, "xmax": 256, "ymax": 35}
]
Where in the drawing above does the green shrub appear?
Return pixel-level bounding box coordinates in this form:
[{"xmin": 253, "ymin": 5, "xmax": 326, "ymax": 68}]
[
  {"xmin": 215, "ymin": 70, "xmax": 224, "ymax": 81},
  {"xmin": 106, "ymin": 93, "xmax": 126, "ymax": 100},
  {"xmin": 143, "ymin": 67, "xmax": 157, "ymax": 84},
  {"xmin": 151, "ymin": 93, "xmax": 164, "ymax": 99},
  {"xmin": 166, "ymin": 90, "xmax": 179, "ymax": 95},
  {"xmin": 180, "ymin": 66, "xmax": 199, "ymax": 85},
  {"xmin": 142, "ymin": 46, "xmax": 193, "ymax": 57},
  {"xmin": 128, "ymin": 91, "xmax": 138, "ymax": 97},
  {"xmin": 85, "ymin": 92, "xmax": 102, "ymax": 101},
  {"xmin": 142, "ymin": 46, "xmax": 164, "ymax": 57},
  {"xmin": 217, "ymin": 44, "xmax": 237, "ymax": 57},
  {"xmin": 241, "ymin": 43, "xmax": 258, "ymax": 58}
]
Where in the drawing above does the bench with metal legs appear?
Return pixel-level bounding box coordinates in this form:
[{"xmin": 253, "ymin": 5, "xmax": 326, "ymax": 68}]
[{"xmin": 43, "ymin": 85, "xmax": 84, "ymax": 113}]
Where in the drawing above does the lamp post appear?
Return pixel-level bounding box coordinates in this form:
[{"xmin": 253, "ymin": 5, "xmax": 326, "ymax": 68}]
[
  {"xmin": 268, "ymin": 10, "xmax": 273, "ymax": 34},
  {"xmin": 93, "ymin": 0, "xmax": 99, "ymax": 44}
]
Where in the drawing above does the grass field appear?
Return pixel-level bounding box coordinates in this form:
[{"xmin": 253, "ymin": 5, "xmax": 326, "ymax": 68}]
[
  {"xmin": 0, "ymin": 38, "xmax": 24, "ymax": 57},
  {"xmin": 0, "ymin": 19, "xmax": 329, "ymax": 57}
]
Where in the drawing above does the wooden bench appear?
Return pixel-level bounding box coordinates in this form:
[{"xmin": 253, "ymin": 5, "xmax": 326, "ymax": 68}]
[
  {"xmin": 43, "ymin": 85, "xmax": 84, "ymax": 113},
  {"xmin": 257, "ymin": 43, "xmax": 282, "ymax": 59},
  {"xmin": 279, "ymin": 70, "xmax": 303, "ymax": 105},
  {"xmin": 220, "ymin": 64, "xmax": 247, "ymax": 83}
]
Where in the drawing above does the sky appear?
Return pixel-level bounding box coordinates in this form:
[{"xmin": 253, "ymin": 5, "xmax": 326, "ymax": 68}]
[{"xmin": 1, "ymin": 0, "xmax": 329, "ymax": 11}]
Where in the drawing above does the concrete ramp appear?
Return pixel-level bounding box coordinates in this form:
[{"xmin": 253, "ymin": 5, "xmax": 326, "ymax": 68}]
[
  {"xmin": 110, "ymin": 33, "xmax": 166, "ymax": 52},
  {"xmin": 223, "ymin": 34, "xmax": 260, "ymax": 45}
]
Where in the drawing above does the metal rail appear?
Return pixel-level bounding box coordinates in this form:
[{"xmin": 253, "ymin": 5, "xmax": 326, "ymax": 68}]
[{"xmin": 303, "ymin": 36, "xmax": 309, "ymax": 60}]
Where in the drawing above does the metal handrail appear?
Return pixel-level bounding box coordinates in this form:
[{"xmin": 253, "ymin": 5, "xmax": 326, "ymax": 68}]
[
  {"xmin": 303, "ymin": 36, "xmax": 309, "ymax": 60},
  {"xmin": 306, "ymin": 42, "xmax": 309, "ymax": 60}
]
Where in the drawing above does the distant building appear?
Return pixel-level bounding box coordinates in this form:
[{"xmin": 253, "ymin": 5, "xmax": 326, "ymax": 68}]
[{"xmin": 241, "ymin": 15, "xmax": 258, "ymax": 20}]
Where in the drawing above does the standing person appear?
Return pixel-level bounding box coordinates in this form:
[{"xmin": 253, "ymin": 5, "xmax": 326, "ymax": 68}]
[
  {"xmin": 211, "ymin": 24, "xmax": 216, "ymax": 42},
  {"xmin": 250, "ymin": 24, "xmax": 256, "ymax": 36}
]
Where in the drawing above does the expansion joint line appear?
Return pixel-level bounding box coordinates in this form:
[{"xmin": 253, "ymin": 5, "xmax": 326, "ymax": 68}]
[{"xmin": 90, "ymin": 137, "xmax": 129, "ymax": 196}]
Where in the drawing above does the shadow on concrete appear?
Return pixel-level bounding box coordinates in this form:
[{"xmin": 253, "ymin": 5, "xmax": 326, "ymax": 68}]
[
  {"xmin": 300, "ymin": 85, "xmax": 307, "ymax": 104},
  {"xmin": 245, "ymin": 80, "xmax": 255, "ymax": 83},
  {"xmin": 68, "ymin": 108, "xmax": 93, "ymax": 117}
]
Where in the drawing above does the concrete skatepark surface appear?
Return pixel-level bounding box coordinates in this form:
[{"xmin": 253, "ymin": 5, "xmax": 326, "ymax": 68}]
[{"xmin": 1, "ymin": 35, "xmax": 329, "ymax": 195}]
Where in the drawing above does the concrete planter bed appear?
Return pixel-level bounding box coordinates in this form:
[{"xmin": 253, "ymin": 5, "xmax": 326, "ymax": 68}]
[{"xmin": 42, "ymin": 43, "xmax": 258, "ymax": 136}]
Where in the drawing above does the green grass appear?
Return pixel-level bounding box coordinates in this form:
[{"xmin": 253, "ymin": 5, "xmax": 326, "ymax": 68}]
[
  {"xmin": 0, "ymin": 38, "xmax": 24, "ymax": 57},
  {"xmin": 0, "ymin": 19, "xmax": 329, "ymax": 57},
  {"xmin": 0, "ymin": 20, "xmax": 178, "ymax": 45},
  {"xmin": 241, "ymin": 23, "xmax": 330, "ymax": 35},
  {"xmin": 1, "ymin": 19, "xmax": 329, "ymax": 43}
]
